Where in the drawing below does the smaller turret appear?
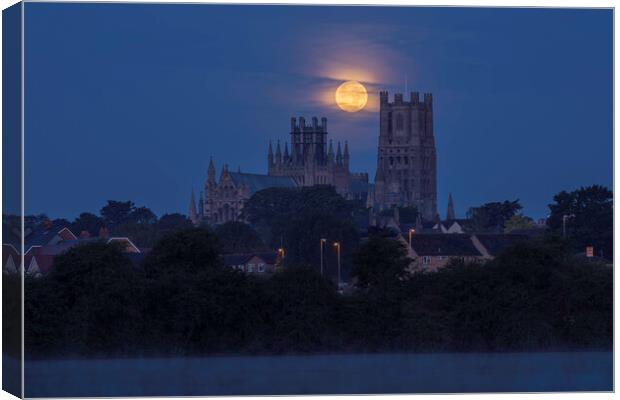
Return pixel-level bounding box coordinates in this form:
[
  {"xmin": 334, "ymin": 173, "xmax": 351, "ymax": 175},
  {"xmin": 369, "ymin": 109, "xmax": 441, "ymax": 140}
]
[
  {"xmin": 283, "ymin": 141, "xmax": 289, "ymax": 162},
  {"xmin": 268, "ymin": 141, "xmax": 274, "ymax": 172},
  {"xmin": 336, "ymin": 141, "xmax": 342, "ymax": 165},
  {"xmin": 343, "ymin": 141, "xmax": 350, "ymax": 169},
  {"xmin": 424, "ymin": 93, "xmax": 433, "ymax": 110},
  {"xmin": 380, "ymin": 90, "xmax": 389, "ymax": 105},
  {"xmin": 198, "ymin": 191, "xmax": 205, "ymax": 219},
  {"xmin": 328, "ymin": 140, "xmax": 335, "ymax": 165},
  {"xmin": 275, "ymin": 140, "xmax": 282, "ymax": 165},
  {"xmin": 446, "ymin": 193, "xmax": 455, "ymax": 221},
  {"xmin": 189, "ymin": 189, "xmax": 198, "ymax": 225}
]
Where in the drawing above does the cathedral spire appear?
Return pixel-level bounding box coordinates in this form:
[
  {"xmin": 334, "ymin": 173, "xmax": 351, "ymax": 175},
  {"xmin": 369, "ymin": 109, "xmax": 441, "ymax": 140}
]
[
  {"xmin": 198, "ymin": 191, "xmax": 204, "ymax": 219},
  {"xmin": 336, "ymin": 141, "xmax": 342, "ymax": 165},
  {"xmin": 328, "ymin": 140, "xmax": 335, "ymax": 165},
  {"xmin": 343, "ymin": 141, "xmax": 350, "ymax": 168},
  {"xmin": 283, "ymin": 141, "xmax": 289, "ymax": 161},
  {"xmin": 275, "ymin": 140, "xmax": 282, "ymax": 164},
  {"xmin": 189, "ymin": 189, "xmax": 198, "ymax": 225},
  {"xmin": 446, "ymin": 193, "xmax": 455, "ymax": 221},
  {"xmin": 207, "ymin": 157, "xmax": 216, "ymax": 186}
]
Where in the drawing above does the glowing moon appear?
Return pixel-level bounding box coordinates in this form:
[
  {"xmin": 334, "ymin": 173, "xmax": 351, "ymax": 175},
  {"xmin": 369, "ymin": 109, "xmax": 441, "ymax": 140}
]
[{"xmin": 335, "ymin": 81, "xmax": 368, "ymax": 112}]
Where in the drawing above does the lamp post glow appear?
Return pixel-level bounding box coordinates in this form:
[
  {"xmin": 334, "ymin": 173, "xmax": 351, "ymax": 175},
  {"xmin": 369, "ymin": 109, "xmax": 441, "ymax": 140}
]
[
  {"xmin": 333, "ymin": 241, "xmax": 341, "ymax": 289},
  {"xmin": 408, "ymin": 228, "xmax": 416, "ymax": 248},
  {"xmin": 320, "ymin": 238, "xmax": 327, "ymax": 276}
]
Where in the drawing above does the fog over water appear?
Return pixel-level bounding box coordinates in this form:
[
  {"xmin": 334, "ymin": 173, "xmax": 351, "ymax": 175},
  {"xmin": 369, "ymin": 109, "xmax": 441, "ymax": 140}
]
[{"xmin": 20, "ymin": 352, "xmax": 612, "ymax": 397}]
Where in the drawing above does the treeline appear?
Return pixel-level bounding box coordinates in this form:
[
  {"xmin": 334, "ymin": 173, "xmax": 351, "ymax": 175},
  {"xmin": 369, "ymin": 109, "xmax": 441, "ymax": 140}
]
[{"xmin": 17, "ymin": 229, "xmax": 612, "ymax": 358}]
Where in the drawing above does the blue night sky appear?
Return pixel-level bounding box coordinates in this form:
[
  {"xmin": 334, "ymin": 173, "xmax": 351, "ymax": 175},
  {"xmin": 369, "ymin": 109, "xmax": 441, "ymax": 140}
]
[{"xmin": 24, "ymin": 4, "xmax": 612, "ymax": 220}]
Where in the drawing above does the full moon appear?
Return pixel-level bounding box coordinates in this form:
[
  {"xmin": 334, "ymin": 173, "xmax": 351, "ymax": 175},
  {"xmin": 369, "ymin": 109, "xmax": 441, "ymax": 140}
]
[{"xmin": 335, "ymin": 81, "xmax": 368, "ymax": 112}]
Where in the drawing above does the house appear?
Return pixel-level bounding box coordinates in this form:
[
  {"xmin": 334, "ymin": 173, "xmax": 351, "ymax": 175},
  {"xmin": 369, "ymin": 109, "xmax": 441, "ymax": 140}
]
[
  {"xmin": 2, "ymin": 220, "xmax": 143, "ymax": 277},
  {"xmin": 472, "ymin": 233, "xmax": 529, "ymax": 259},
  {"xmin": 432, "ymin": 219, "xmax": 469, "ymax": 234},
  {"xmin": 407, "ymin": 234, "xmax": 485, "ymax": 272},
  {"xmin": 223, "ymin": 251, "xmax": 281, "ymax": 275}
]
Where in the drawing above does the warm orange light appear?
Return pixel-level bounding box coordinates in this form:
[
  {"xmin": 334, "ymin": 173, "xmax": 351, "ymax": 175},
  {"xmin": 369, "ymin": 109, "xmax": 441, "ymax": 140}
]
[{"xmin": 335, "ymin": 81, "xmax": 368, "ymax": 112}]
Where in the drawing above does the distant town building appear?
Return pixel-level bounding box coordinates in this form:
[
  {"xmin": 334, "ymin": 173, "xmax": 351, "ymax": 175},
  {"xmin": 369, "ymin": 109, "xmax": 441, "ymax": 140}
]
[
  {"xmin": 2, "ymin": 221, "xmax": 142, "ymax": 277},
  {"xmin": 406, "ymin": 234, "xmax": 484, "ymax": 272},
  {"xmin": 223, "ymin": 251, "xmax": 282, "ymax": 274},
  {"xmin": 403, "ymin": 232, "xmax": 531, "ymax": 272}
]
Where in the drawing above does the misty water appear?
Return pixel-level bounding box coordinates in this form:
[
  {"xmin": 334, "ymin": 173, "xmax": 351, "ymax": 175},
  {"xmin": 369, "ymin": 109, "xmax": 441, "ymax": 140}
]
[{"xmin": 21, "ymin": 351, "xmax": 612, "ymax": 397}]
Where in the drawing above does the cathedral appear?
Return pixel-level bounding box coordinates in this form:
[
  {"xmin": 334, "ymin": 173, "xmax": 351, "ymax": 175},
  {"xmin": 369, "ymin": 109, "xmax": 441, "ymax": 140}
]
[
  {"xmin": 366, "ymin": 91, "xmax": 438, "ymax": 221},
  {"xmin": 189, "ymin": 89, "xmax": 438, "ymax": 226},
  {"xmin": 189, "ymin": 116, "xmax": 369, "ymax": 225}
]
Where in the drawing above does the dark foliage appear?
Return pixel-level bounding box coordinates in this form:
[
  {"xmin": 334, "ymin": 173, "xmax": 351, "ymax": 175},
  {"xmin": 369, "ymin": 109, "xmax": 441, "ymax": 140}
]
[
  {"xmin": 214, "ymin": 221, "xmax": 266, "ymax": 254},
  {"xmin": 25, "ymin": 242, "xmax": 142, "ymax": 356},
  {"xmin": 547, "ymin": 185, "xmax": 613, "ymax": 260},
  {"xmin": 467, "ymin": 200, "xmax": 522, "ymax": 232},
  {"xmin": 242, "ymin": 185, "xmax": 361, "ymax": 280},
  {"xmin": 71, "ymin": 212, "xmax": 104, "ymax": 236}
]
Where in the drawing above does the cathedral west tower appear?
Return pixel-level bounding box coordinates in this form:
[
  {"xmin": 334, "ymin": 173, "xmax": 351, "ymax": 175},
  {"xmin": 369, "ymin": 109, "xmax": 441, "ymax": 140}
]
[{"xmin": 371, "ymin": 90, "xmax": 438, "ymax": 221}]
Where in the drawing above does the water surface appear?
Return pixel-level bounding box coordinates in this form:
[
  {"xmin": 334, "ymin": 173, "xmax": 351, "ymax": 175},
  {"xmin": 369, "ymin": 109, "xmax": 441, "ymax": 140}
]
[{"xmin": 24, "ymin": 352, "xmax": 612, "ymax": 397}]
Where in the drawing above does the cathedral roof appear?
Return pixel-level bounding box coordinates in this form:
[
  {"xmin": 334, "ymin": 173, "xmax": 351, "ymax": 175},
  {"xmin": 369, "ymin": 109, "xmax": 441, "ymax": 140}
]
[{"xmin": 228, "ymin": 172, "xmax": 296, "ymax": 194}]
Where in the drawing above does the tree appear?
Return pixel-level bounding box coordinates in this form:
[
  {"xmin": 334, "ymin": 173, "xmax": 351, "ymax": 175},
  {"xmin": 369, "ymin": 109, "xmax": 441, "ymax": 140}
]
[
  {"xmin": 214, "ymin": 221, "xmax": 265, "ymax": 254},
  {"xmin": 40, "ymin": 242, "xmax": 143, "ymax": 354},
  {"xmin": 281, "ymin": 210, "xmax": 360, "ymax": 281},
  {"xmin": 467, "ymin": 200, "xmax": 522, "ymax": 232},
  {"xmin": 504, "ymin": 214, "xmax": 536, "ymax": 233},
  {"xmin": 71, "ymin": 212, "xmax": 104, "ymax": 236},
  {"xmin": 548, "ymin": 185, "xmax": 613, "ymax": 259},
  {"xmin": 143, "ymin": 228, "xmax": 222, "ymax": 278},
  {"xmin": 158, "ymin": 213, "xmax": 193, "ymax": 233},
  {"xmin": 100, "ymin": 200, "xmax": 135, "ymax": 227},
  {"xmin": 129, "ymin": 206, "xmax": 158, "ymax": 225},
  {"xmin": 352, "ymin": 236, "xmax": 411, "ymax": 291},
  {"xmin": 261, "ymin": 266, "xmax": 340, "ymax": 352}
]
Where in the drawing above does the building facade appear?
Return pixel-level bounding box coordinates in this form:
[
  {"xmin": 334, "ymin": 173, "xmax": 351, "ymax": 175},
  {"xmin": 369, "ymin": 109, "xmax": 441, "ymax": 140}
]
[
  {"xmin": 191, "ymin": 117, "xmax": 369, "ymax": 225},
  {"xmin": 268, "ymin": 116, "xmax": 354, "ymax": 198},
  {"xmin": 368, "ymin": 91, "xmax": 438, "ymax": 221}
]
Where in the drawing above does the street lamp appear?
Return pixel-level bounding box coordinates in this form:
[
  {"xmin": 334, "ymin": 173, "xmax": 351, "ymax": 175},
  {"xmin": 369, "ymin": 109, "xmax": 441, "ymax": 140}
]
[
  {"xmin": 277, "ymin": 247, "xmax": 285, "ymax": 259},
  {"xmin": 562, "ymin": 214, "xmax": 575, "ymax": 238},
  {"xmin": 333, "ymin": 241, "xmax": 341, "ymax": 289},
  {"xmin": 320, "ymin": 238, "xmax": 327, "ymax": 276},
  {"xmin": 408, "ymin": 228, "xmax": 416, "ymax": 248}
]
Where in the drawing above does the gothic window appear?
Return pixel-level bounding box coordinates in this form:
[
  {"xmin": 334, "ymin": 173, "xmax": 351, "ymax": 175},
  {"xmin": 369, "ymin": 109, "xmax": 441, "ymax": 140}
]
[
  {"xmin": 396, "ymin": 114, "xmax": 404, "ymax": 131},
  {"xmin": 389, "ymin": 157, "xmax": 394, "ymax": 166}
]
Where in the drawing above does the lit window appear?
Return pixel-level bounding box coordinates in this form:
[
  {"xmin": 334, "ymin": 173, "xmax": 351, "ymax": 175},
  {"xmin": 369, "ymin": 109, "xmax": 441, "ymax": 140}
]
[
  {"xmin": 422, "ymin": 256, "xmax": 431, "ymax": 265},
  {"xmin": 247, "ymin": 264, "xmax": 254, "ymax": 273},
  {"xmin": 258, "ymin": 263, "xmax": 265, "ymax": 273}
]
